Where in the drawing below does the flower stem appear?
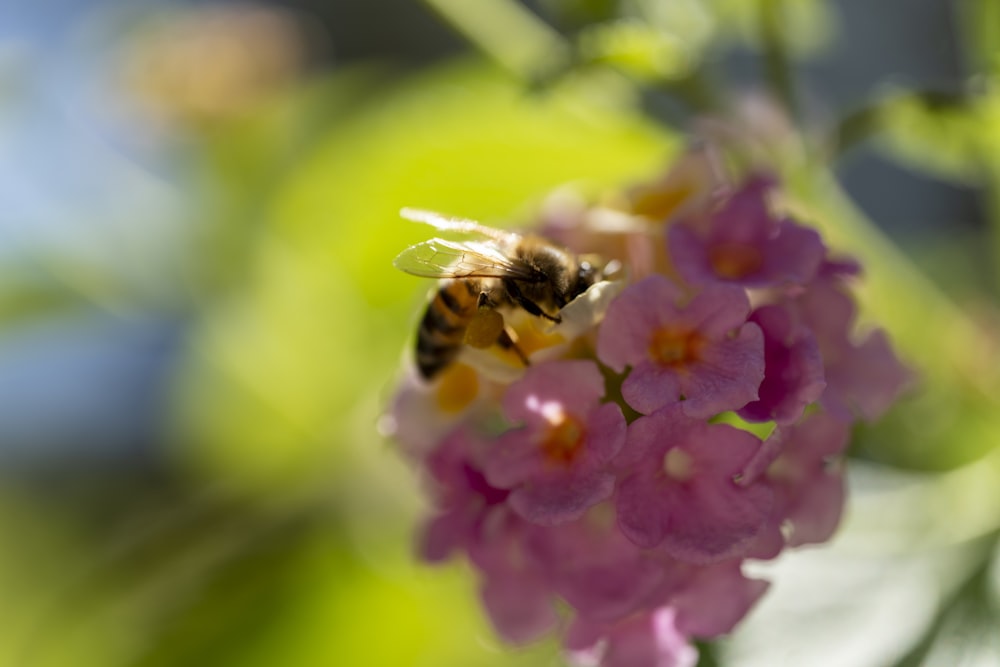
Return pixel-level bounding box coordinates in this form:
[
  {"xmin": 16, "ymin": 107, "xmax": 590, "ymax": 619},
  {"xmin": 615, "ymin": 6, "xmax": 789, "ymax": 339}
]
[
  {"xmin": 758, "ymin": 0, "xmax": 799, "ymax": 123},
  {"xmin": 419, "ymin": 0, "xmax": 568, "ymax": 79}
]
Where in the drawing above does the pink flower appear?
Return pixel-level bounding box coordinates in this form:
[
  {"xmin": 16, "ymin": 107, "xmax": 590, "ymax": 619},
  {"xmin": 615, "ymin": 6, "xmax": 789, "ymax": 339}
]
[
  {"xmin": 482, "ymin": 360, "xmax": 627, "ymax": 526},
  {"xmin": 748, "ymin": 411, "xmax": 851, "ymax": 548},
  {"xmin": 669, "ymin": 560, "xmax": 770, "ymax": 637},
  {"xmin": 419, "ymin": 433, "xmax": 559, "ymax": 641},
  {"xmin": 737, "ymin": 304, "xmax": 826, "ymax": 424},
  {"xmin": 419, "ymin": 428, "xmax": 509, "ymax": 563},
  {"xmin": 528, "ymin": 504, "xmax": 668, "ymax": 622},
  {"xmin": 795, "ymin": 279, "xmax": 911, "ymax": 421},
  {"xmin": 614, "ymin": 406, "xmax": 773, "ymax": 562},
  {"xmin": 382, "ymin": 363, "xmax": 492, "ymax": 459},
  {"xmin": 597, "ymin": 275, "xmax": 765, "ymax": 417},
  {"xmin": 668, "ymin": 176, "xmax": 826, "ymax": 288},
  {"xmin": 470, "ymin": 510, "xmax": 559, "ymax": 645},
  {"xmin": 562, "ymin": 556, "xmax": 767, "ymax": 667},
  {"xmin": 388, "ymin": 161, "xmax": 910, "ymax": 662},
  {"xmin": 566, "ymin": 608, "xmax": 698, "ymax": 667}
]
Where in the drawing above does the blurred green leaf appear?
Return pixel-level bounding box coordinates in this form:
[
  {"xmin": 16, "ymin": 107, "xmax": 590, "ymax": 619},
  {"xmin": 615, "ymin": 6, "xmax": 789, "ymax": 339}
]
[
  {"xmin": 538, "ymin": 0, "xmax": 620, "ymax": 30},
  {"xmin": 956, "ymin": 0, "xmax": 1000, "ymax": 76},
  {"xmin": 185, "ymin": 67, "xmax": 385, "ymax": 301},
  {"xmin": 699, "ymin": 0, "xmax": 837, "ymax": 57},
  {"xmin": 873, "ymin": 91, "xmax": 983, "ymax": 183},
  {"xmin": 0, "ymin": 470, "xmax": 559, "ymax": 667},
  {"xmin": 422, "ymin": 0, "xmax": 569, "ymax": 78},
  {"xmin": 0, "ymin": 271, "xmax": 100, "ymax": 323},
  {"xmin": 577, "ymin": 19, "xmax": 693, "ymax": 81}
]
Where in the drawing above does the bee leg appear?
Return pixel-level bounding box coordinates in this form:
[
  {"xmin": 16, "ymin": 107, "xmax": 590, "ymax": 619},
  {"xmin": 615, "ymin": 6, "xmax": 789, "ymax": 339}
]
[
  {"xmin": 496, "ymin": 327, "xmax": 530, "ymax": 367},
  {"xmin": 504, "ymin": 281, "xmax": 562, "ymax": 324}
]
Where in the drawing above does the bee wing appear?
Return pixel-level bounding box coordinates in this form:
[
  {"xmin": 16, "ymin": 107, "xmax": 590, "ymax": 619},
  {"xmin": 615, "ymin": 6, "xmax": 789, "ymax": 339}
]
[
  {"xmin": 393, "ymin": 238, "xmax": 538, "ymax": 280},
  {"xmin": 400, "ymin": 208, "xmax": 516, "ymax": 243}
]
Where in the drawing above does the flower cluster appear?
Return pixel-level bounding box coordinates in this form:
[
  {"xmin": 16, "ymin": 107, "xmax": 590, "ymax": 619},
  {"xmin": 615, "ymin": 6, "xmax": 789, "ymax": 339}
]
[{"xmin": 383, "ymin": 152, "xmax": 910, "ymax": 667}]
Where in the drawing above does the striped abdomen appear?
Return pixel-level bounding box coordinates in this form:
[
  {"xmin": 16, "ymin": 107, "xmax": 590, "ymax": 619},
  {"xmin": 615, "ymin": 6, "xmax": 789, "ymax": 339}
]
[{"xmin": 416, "ymin": 279, "xmax": 481, "ymax": 379}]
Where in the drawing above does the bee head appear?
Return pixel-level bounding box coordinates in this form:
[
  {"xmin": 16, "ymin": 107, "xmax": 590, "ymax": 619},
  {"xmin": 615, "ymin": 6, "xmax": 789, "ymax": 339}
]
[{"xmin": 576, "ymin": 252, "xmax": 618, "ymax": 285}]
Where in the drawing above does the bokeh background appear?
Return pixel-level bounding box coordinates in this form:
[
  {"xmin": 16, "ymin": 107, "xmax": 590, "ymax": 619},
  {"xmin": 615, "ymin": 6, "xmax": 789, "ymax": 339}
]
[{"xmin": 2, "ymin": 1, "xmax": 999, "ymax": 665}]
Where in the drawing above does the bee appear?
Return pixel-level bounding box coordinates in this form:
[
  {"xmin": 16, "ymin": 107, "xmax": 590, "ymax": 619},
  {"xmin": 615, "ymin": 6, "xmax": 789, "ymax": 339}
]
[{"xmin": 394, "ymin": 208, "xmax": 608, "ymax": 380}]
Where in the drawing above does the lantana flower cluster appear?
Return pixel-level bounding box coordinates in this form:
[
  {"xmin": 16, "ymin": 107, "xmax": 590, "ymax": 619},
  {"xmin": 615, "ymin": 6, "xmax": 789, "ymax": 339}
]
[{"xmin": 383, "ymin": 153, "xmax": 910, "ymax": 667}]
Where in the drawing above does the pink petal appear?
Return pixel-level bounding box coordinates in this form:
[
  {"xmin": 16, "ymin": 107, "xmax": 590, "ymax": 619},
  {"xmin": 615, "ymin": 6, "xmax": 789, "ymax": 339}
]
[
  {"xmin": 621, "ymin": 362, "xmax": 683, "ymax": 414},
  {"xmin": 616, "ymin": 471, "xmax": 669, "ymax": 548},
  {"xmin": 483, "ymin": 428, "xmax": 547, "ymax": 489},
  {"xmin": 785, "ymin": 470, "xmax": 845, "ymax": 547},
  {"xmin": 666, "ymin": 224, "xmax": 714, "ymax": 286},
  {"xmin": 745, "ymin": 516, "xmax": 786, "ymax": 560},
  {"xmin": 827, "ymin": 328, "xmax": 912, "ymax": 421},
  {"xmin": 761, "ymin": 221, "xmax": 825, "ymax": 285},
  {"xmin": 660, "ymin": 476, "xmax": 773, "ymax": 563},
  {"xmin": 420, "ymin": 511, "xmax": 466, "ymax": 563},
  {"xmin": 585, "ymin": 402, "xmax": 628, "ymax": 465},
  {"xmin": 480, "ymin": 572, "xmax": 558, "ymax": 645},
  {"xmin": 557, "ymin": 555, "xmax": 666, "ymax": 622},
  {"xmin": 509, "ymin": 472, "xmax": 616, "ymax": 526},
  {"xmin": 503, "ymin": 360, "xmax": 605, "ymax": 424},
  {"xmin": 604, "ymin": 609, "xmax": 699, "ymax": 667},
  {"xmin": 671, "ymin": 563, "xmax": 770, "ymax": 637},
  {"xmin": 738, "ymin": 305, "xmax": 826, "ymax": 424},
  {"xmin": 682, "ymin": 285, "xmax": 753, "ymax": 337},
  {"xmin": 678, "ymin": 323, "xmax": 765, "ymax": 418}
]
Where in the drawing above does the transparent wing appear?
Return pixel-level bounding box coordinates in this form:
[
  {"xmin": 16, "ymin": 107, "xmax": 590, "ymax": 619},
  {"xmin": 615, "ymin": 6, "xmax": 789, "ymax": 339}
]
[
  {"xmin": 400, "ymin": 208, "xmax": 516, "ymax": 243},
  {"xmin": 393, "ymin": 238, "xmax": 538, "ymax": 280}
]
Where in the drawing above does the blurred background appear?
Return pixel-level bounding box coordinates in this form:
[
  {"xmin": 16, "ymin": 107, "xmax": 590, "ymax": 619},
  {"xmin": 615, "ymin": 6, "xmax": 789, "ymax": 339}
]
[{"xmin": 1, "ymin": 0, "xmax": 999, "ymax": 665}]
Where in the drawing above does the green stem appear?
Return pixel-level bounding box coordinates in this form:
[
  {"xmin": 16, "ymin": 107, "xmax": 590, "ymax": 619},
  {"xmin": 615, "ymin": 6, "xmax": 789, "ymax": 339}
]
[
  {"xmin": 420, "ymin": 0, "xmax": 568, "ymax": 79},
  {"xmin": 985, "ymin": 163, "xmax": 1000, "ymax": 294},
  {"xmin": 758, "ymin": 0, "xmax": 799, "ymax": 123}
]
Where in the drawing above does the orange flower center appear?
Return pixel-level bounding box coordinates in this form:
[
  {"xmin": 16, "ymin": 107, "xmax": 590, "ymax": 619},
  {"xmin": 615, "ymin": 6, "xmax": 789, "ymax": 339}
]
[
  {"xmin": 708, "ymin": 242, "xmax": 763, "ymax": 279},
  {"xmin": 540, "ymin": 413, "xmax": 586, "ymax": 465},
  {"xmin": 649, "ymin": 327, "xmax": 704, "ymax": 367}
]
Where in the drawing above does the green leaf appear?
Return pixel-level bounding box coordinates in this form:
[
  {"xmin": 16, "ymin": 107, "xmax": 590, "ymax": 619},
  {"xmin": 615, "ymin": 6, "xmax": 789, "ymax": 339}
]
[
  {"xmin": 577, "ymin": 19, "xmax": 694, "ymax": 81},
  {"xmin": 956, "ymin": 0, "xmax": 1000, "ymax": 76},
  {"xmin": 874, "ymin": 91, "xmax": 984, "ymax": 183}
]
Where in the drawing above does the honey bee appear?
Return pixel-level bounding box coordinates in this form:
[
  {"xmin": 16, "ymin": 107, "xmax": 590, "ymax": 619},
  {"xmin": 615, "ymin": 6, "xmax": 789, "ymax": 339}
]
[{"xmin": 394, "ymin": 208, "xmax": 609, "ymax": 380}]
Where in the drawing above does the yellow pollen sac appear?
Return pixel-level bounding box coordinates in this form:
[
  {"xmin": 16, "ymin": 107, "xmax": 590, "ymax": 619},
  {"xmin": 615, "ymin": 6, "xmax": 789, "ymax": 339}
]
[
  {"xmin": 708, "ymin": 242, "xmax": 763, "ymax": 279},
  {"xmin": 663, "ymin": 448, "xmax": 694, "ymax": 482},
  {"xmin": 649, "ymin": 327, "xmax": 703, "ymax": 367},
  {"xmin": 541, "ymin": 416, "xmax": 586, "ymax": 465},
  {"xmin": 435, "ymin": 363, "xmax": 479, "ymax": 413},
  {"xmin": 465, "ymin": 309, "xmax": 505, "ymax": 349}
]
